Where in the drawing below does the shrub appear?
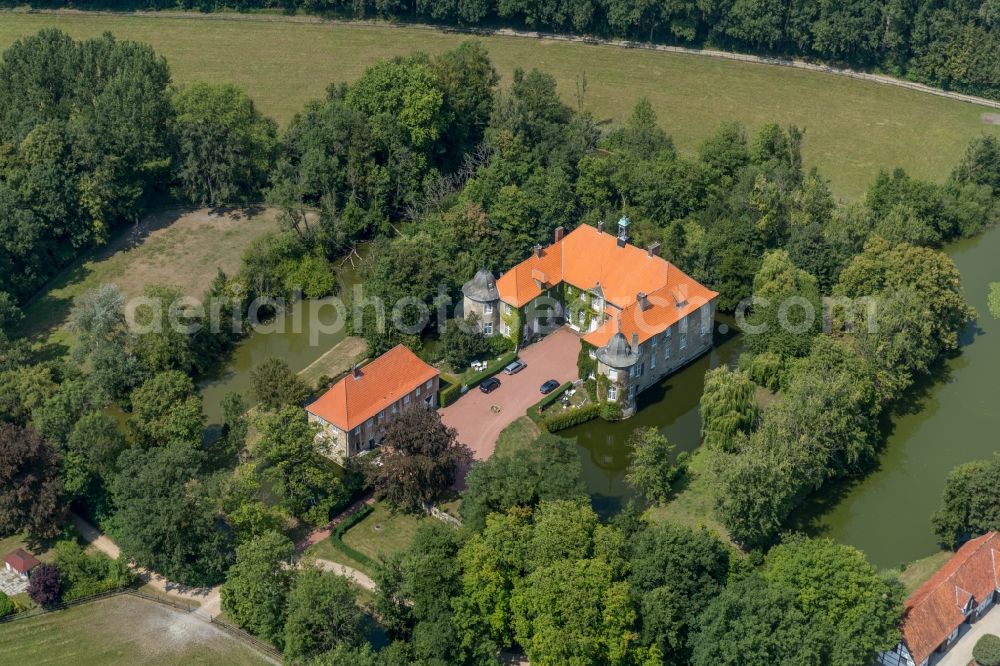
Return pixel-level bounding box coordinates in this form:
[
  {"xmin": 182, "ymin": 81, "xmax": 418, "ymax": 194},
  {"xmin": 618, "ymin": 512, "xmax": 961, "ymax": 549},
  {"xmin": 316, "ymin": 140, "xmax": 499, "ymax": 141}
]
[
  {"xmin": 438, "ymin": 351, "xmax": 517, "ymax": 407},
  {"xmin": 0, "ymin": 592, "xmax": 15, "ymax": 618},
  {"xmin": 600, "ymin": 402, "xmax": 623, "ymax": 421},
  {"xmin": 527, "ymin": 382, "xmax": 573, "ymax": 421},
  {"xmin": 330, "ymin": 505, "xmax": 376, "ymax": 570},
  {"xmin": 541, "ymin": 404, "xmax": 601, "ymax": 432},
  {"xmin": 27, "ymin": 563, "xmax": 62, "ymax": 607},
  {"xmin": 974, "ymin": 634, "xmax": 1000, "ymax": 666}
]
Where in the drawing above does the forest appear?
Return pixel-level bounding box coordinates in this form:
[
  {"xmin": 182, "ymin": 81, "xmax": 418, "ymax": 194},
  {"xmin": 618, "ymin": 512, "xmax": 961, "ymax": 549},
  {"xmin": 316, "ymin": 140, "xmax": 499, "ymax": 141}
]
[
  {"xmin": 2, "ymin": 27, "xmax": 1000, "ymax": 665},
  {"xmin": 9, "ymin": 0, "xmax": 1000, "ymax": 101}
]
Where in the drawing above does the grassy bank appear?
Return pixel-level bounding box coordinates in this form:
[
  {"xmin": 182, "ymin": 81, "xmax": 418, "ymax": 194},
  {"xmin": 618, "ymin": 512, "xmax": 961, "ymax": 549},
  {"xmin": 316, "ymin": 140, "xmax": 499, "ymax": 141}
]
[
  {"xmin": 17, "ymin": 207, "xmax": 280, "ymax": 348},
  {"xmin": 1, "ymin": 11, "xmax": 997, "ymax": 198}
]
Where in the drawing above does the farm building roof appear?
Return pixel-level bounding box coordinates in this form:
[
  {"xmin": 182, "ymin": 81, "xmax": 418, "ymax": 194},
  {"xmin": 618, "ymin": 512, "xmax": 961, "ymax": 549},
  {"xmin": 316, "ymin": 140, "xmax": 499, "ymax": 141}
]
[{"xmin": 901, "ymin": 532, "xmax": 1000, "ymax": 664}]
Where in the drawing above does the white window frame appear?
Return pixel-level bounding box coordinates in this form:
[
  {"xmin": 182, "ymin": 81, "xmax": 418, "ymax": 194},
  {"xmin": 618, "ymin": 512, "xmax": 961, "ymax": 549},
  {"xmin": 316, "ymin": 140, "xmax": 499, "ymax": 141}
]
[
  {"xmin": 425, "ymin": 379, "xmax": 433, "ymax": 389},
  {"xmin": 650, "ymin": 352, "xmax": 656, "ymax": 370},
  {"xmin": 483, "ymin": 322, "xmax": 493, "ymax": 335},
  {"xmin": 680, "ymin": 332, "xmax": 687, "ymax": 351},
  {"xmin": 416, "ymin": 386, "xmax": 422, "ymax": 398},
  {"xmin": 607, "ymin": 385, "xmax": 617, "ymax": 401},
  {"xmin": 504, "ymin": 303, "xmax": 512, "ymax": 315},
  {"xmin": 484, "ymin": 302, "xmax": 493, "ymax": 314},
  {"xmin": 607, "ymin": 369, "xmax": 619, "ymax": 381},
  {"xmin": 403, "ymin": 394, "xmax": 411, "ymax": 405},
  {"xmin": 503, "ymin": 323, "xmax": 511, "ymax": 336}
]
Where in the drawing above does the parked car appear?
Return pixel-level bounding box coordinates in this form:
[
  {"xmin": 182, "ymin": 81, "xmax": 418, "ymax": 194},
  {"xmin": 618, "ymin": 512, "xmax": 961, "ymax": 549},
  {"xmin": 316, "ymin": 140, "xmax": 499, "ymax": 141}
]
[
  {"xmin": 480, "ymin": 377, "xmax": 501, "ymax": 393},
  {"xmin": 540, "ymin": 379, "xmax": 560, "ymax": 394},
  {"xmin": 504, "ymin": 359, "xmax": 527, "ymax": 375}
]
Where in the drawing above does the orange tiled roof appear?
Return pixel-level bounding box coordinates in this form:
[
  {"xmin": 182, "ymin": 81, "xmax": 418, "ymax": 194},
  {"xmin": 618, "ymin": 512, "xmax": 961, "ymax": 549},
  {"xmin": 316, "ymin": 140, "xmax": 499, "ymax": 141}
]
[
  {"xmin": 305, "ymin": 345, "xmax": 438, "ymax": 431},
  {"xmin": 496, "ymin": 224, "xmax": 717, "ymax": 343},
  {"xmin": 901, "ymin": 532, "xmax": 1000, "ymax": 664}
]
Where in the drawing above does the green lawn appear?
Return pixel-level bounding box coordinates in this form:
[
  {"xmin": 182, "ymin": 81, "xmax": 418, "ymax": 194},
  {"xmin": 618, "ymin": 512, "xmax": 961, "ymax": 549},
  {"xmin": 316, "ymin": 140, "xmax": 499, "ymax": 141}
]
[
  {"xmin": 0, "ymin": 594, "xmax": 269, "ymax": 665},
  {"xmin": 494, "ymin": 416, "xmax": 541, "ymax": 458},
  {"xmin": 342, "ymin": 503, "xmax": 427, "ymax": 563},
  {"xmin": 899, "ymin": 550, "xmax": 953, "ymax": 595},
  {"xmin": 645, "ymin": 448, "xmax": 730, "ymax": 543},
  {"xmin": 17, "ymin": 207, "xmax": 280, "ymax": 348},
  {"xmin": 306, "ymin": 502, "xmax": 429, "ymax": 576},
  {"xmin": 1, "ymin": 11, "xmax": 997, "ymax": 198}
]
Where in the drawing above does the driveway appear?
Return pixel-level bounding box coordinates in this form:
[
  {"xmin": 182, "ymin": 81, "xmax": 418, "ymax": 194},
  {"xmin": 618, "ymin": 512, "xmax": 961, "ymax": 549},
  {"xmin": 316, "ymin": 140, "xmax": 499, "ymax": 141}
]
[
  {"xmin": 933, "ymin": 605, "xmax": 1000, "ymax": 665},
  {"xmin": 440, "ymin": 327, "xmax": 582, "ymax": 460}
]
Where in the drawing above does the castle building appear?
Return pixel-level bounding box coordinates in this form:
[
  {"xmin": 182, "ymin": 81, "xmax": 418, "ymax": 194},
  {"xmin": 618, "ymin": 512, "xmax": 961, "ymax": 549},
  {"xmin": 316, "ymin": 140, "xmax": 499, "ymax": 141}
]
[{"xmin": 461, "ymin": 219, "xmax": 718, "ymax": 417}]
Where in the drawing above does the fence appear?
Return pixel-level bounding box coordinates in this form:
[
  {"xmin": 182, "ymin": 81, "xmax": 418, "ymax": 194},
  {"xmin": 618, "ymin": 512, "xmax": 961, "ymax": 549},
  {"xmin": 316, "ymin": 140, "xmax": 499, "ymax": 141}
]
[{"xmin": 210, "ymin": 615, "xmax": 283, "ymax": 662}]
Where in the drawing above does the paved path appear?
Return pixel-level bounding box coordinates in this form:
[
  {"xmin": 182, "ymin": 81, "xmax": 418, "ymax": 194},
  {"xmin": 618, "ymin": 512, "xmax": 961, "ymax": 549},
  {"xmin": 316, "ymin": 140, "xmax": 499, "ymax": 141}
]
[
  {"xmin": 72, "ymin": 513, "xmax": 221, "ymax": 618},
  {"xmin": 313, "ymin": 558, "xmax": 376, "ymax": 592},
  {"xmin": 440, "ymin": 327, "xmax": 581, "ymax": 460},
  {"xmin": 934, "ymin": 605, "xmax": 1000, "ymax": 665}
]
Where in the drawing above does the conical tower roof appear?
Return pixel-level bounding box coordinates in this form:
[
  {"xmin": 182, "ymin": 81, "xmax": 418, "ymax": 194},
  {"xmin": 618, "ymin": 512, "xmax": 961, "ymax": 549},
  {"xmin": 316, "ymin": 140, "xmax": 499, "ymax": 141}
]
[
  {"xmin": 462, "ymin": 269, "xmax": 499, "ymax": 302},
  {"xmin": 596, "ymin": 331, "xmax": 638, "ymax": 368}
]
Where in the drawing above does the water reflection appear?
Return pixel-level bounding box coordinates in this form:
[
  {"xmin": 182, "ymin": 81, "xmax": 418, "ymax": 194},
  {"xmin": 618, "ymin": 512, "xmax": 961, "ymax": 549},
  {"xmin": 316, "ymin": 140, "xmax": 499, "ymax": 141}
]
[{"xmin": 560, "ymin": 317, "xmax": 744, "ymax": 517}]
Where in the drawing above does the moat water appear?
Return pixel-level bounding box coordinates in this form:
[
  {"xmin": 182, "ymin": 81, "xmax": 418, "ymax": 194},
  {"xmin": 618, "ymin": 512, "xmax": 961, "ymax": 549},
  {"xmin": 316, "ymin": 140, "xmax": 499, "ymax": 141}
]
[
  {"xmin": 198, "ymin": 225, "xmax": 1000, "ymax": 568},
  {"xmin": 562, "ymin": 224, "xmax": 1000, "ymax": 569}
]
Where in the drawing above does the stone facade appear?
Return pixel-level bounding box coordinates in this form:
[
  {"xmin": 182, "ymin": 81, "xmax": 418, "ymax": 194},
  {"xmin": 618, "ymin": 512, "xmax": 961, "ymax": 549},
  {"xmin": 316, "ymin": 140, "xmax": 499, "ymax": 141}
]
[
  {"xmin": 310, "ymin": 377, "xmax": 440, "ymax": 465},
  {"xmin": 595, "ymin": 303, "xmax": 715, "ymax": 417},
  {"xmin": 461, "ymin": 268, "xmax": 502, "ymax": 336}
]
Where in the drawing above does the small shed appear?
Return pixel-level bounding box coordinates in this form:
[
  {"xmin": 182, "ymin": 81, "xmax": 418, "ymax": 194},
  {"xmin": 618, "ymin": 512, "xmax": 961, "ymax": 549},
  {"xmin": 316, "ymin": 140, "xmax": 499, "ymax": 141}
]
[{"xmin": 4, "ymin": 549, "xmax": 40, "ymax": 580}]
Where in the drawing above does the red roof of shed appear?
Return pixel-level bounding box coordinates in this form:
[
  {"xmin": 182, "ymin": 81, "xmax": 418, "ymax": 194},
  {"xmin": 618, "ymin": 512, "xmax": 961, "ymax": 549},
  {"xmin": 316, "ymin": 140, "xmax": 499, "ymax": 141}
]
[{"xmin": 4, "ymin": 548, "xmax": 39, "ymax": 574}]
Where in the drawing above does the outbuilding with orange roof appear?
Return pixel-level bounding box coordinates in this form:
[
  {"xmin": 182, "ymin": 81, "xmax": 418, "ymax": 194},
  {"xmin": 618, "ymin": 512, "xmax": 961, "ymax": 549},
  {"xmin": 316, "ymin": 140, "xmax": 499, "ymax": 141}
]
[{"xmin": 306, "ymin": 344, "xmax": 439, "ymax": 463}]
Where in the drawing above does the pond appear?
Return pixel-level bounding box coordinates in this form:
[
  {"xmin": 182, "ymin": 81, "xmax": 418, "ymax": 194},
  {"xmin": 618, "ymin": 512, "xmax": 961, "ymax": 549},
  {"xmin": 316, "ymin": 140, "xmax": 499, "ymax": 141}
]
[
  {"xmin": 198, "ymin": 256, "xmax": 364, "ymax": 425},
  {"xmin": 563, "ymin": 224, "xmax": 1000, "ymax": 569}
]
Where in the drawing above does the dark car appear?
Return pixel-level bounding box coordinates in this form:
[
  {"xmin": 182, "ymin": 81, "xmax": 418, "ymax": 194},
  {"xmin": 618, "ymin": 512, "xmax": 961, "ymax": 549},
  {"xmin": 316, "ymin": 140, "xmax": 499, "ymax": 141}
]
[
  {"xmin": 540, "ymin": 379, "xmax": 560, "ymax": 394},
  {"xmin": 480, "ymin": 377, "xmax": 501, "ymax": 394}
]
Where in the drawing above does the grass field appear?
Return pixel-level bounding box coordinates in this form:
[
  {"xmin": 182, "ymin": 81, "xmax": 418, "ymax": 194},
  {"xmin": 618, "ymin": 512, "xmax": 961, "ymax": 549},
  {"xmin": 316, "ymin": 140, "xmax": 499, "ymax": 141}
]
[
  {"xmin": 18, "ymin": 207, "xmax": 280, "ymax": 348},
  {"xmin": 306, "ymin": 502, "xmax": 428, "ymax": 576},
  {"xmin": 0, "ymin": 595, "xmax": 269, "ymax": 665},
  {"xmin": 1, "ymin": 12, "xmax": 998, "ymax": 198},
  {"xmin": 493, "ymin": 416, "xmax": 541, "ymax": 457}
]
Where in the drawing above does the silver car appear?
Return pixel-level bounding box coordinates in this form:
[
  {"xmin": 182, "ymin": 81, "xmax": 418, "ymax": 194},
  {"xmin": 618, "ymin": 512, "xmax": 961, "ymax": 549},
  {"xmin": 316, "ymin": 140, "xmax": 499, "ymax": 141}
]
[{"xmin": 503, "ymin": 359, "xmax": 527, "ymax": 375}]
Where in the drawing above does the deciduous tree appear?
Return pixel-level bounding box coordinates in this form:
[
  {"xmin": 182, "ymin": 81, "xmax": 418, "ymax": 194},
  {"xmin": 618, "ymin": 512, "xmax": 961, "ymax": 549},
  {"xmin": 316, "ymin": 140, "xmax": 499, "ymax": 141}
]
[{"xmin": 367, "ymin": 406, "xmax": 472, "ymax": 513}]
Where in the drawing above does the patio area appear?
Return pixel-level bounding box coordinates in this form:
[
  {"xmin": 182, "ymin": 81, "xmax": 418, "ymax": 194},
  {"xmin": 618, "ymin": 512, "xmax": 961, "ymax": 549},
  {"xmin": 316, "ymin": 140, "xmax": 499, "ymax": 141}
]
[
  {"xmin": 440, "ymin": 327, "xmax": 582, "ymax": 460},
  {"xmin": 0, "ymin": 569, "xmax": 28, "ymax": 596}
]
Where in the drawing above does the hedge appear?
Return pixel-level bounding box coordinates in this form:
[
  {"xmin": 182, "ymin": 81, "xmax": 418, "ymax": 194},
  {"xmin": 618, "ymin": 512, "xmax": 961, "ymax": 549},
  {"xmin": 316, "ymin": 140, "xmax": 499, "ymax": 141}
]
[
  {"xmin": 330, "ymin": 504, "xmax": 376, "ymax": 570},
  {"xmin": 438, "ymin": 351, "xmax": 518, "ymax": 407},
  {"xmin": 541, "ymin": 403, "xmax": 601, "ymax": 432},
  {"xmin": 974, "ymin": 634, "xmax": 1000, "ymax": 666},
  {"xmin": 527, "ymin": 382, "xmax": 574, "ymax": 422}
]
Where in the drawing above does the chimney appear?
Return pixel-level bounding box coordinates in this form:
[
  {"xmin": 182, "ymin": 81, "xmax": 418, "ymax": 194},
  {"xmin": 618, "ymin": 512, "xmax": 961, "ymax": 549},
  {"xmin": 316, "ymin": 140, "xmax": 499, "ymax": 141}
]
[
  {"xmin": 554, "ymin": 226, "xmax": 565, "ymax": 243},
  {"xmin": 617, "ymin": 237, "xmax": 627, "ymax": 248},
  {"xmin": 647, "ymin": 242, "xmax": 661, "ymax": 258},
  {"xmin": 597, "ymin": 220, "xmax": 604, "ymax": 234},
  {"xmin": 637, "ymin": 292, "xmax": 650, "ymax": 311},
  {"xmin": 533, "ymin": 244, "xmax": 543, "ymax": 258},
  {"xmin": 351, "ymin": 364, "xmax": 361, "ymax": 380},
  {"xmin": 630, "ymin": 332, "xmax": 639, "ymax": 351}
]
